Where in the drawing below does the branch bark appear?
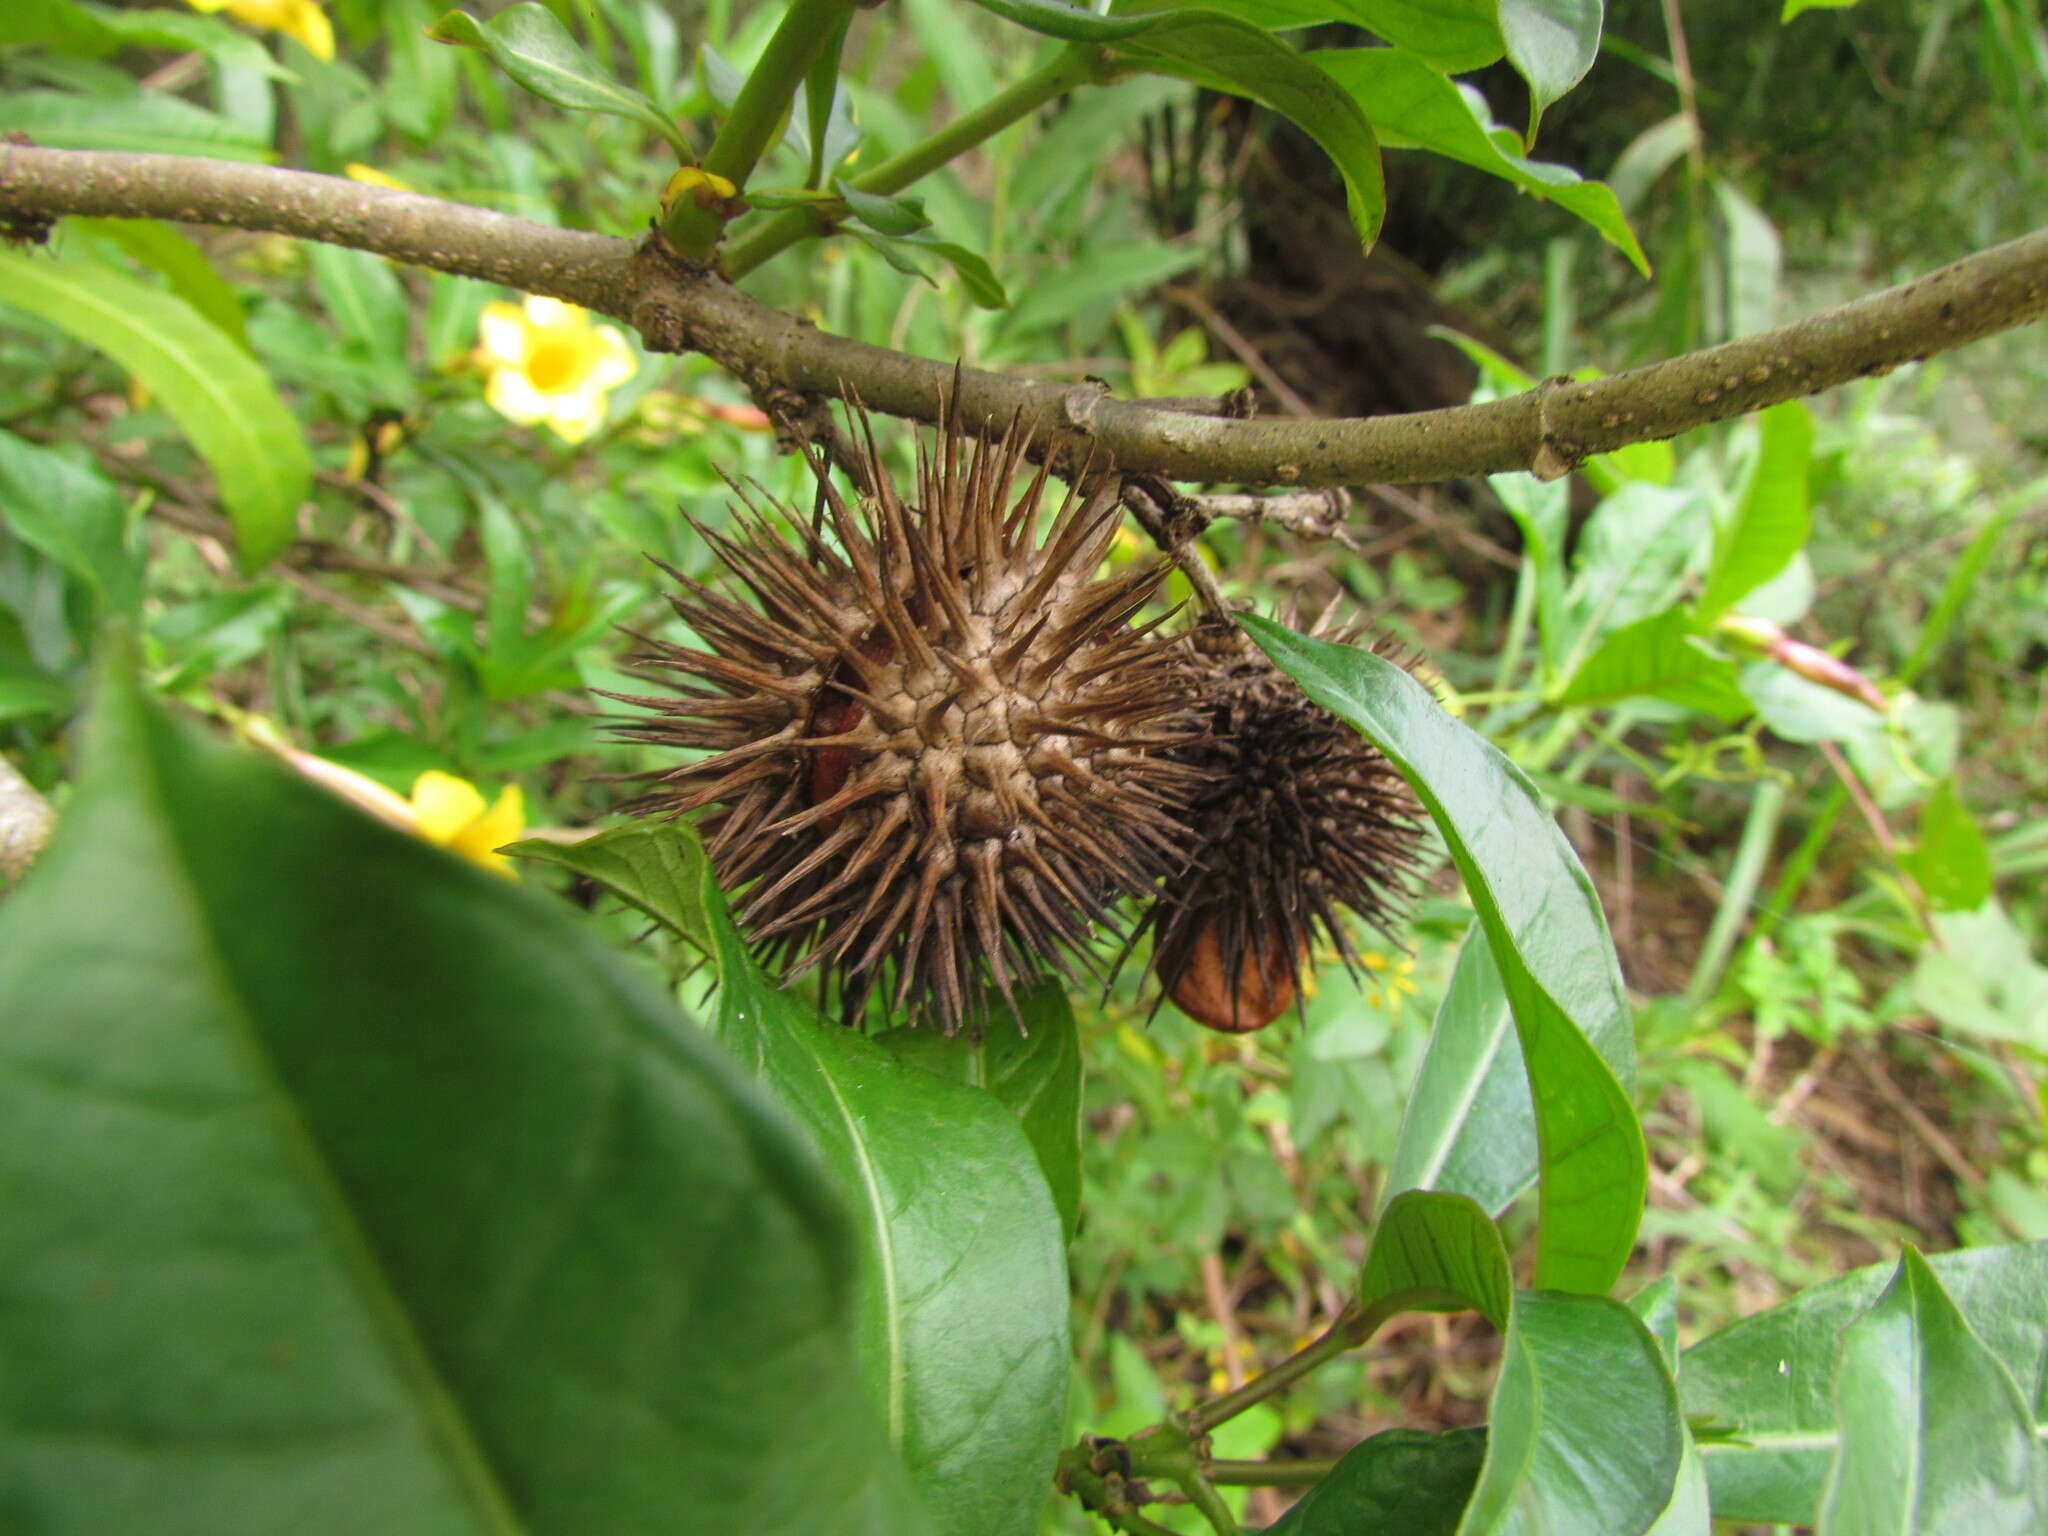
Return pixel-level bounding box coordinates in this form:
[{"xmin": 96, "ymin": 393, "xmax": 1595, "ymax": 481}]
[{"xmin": 6, "ymin": 145, "xmax": 2047, "ymax": 489}]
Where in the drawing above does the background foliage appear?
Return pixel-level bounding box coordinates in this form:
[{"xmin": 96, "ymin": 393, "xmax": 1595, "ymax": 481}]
[{"xmin": 2, "ymin": 1, "xmax": 2046, "ymax": 1532}]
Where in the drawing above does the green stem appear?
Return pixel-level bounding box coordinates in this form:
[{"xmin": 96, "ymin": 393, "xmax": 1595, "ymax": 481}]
[
  {"xmin": 1206, "ymin": 1458, "xmax": 1340, "ymax": 1488},
  {"xmin": 1187, "ymin": 1313, "xmax": 1357, "ymax": 1434},
  {"xmin": 663, "ymin": 0, "xmax": 853, "ymax": 256},
  {"xmin": 1682, "ymin": 776, "xmax": 1786, "ymax": 1012},
  {"xmin": 1176, "ymin": 1473, "xmax": 1241, "ymax": 1536},
  {"xmin": 724, "ymin": 42, "xmax": 1109, "ymax": 279}
]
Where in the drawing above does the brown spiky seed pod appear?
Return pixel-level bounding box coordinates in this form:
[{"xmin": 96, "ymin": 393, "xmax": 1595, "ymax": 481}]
[
  {"xmin": 612, "ymin": 413, "xmax": 1205, "ymax": 1032},
  {"xmin": 1143, "ymin": 616, "xmax": 1425, "ymax": 1033}
]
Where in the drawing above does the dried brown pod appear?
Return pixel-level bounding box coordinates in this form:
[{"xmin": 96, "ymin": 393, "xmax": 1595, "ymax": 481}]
[
  {"xmin": 611, "ymin": 407, "xmax": 1206, "ymax": 1032},
  {"xmin": 1142, "ymin": 615, "xmax": 1424, "ymax": 1033}
]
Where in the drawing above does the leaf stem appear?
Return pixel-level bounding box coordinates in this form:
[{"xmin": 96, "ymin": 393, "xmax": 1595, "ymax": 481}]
[
  {"xmin": 724, "ymin": 42, "xmax": 1111, "ymax": 278},
  {"xmin": 1206, "ymin": 1457, "xmax": 1340, "ymax": 1487},
  {"xmin": 663, "ymin": 0, "xmax": 854, "ymax": 256},
  {"xmin": 1186, "ymin": 1310, "xmax": 1359, "ymax": 1434}
]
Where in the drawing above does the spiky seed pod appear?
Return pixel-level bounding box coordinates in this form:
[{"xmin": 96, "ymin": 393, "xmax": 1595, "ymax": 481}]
[
  {"xmin": 611, "ymin": 412, "xmax": 1207, "ymax": 1033},
  {"xmin": 1142, "ymin": 616, "xmax": 1425, "ymax": 1033}
]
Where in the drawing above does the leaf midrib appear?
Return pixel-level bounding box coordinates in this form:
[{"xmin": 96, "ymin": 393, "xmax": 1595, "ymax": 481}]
[{"xmin": 136, "ymin": 729, "xmax": 527, "ymax": 1533}]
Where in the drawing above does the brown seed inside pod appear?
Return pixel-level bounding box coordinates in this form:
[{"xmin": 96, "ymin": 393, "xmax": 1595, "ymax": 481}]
[{"xmin": 1141, "ymin": 616, "xmax": 1424, "ymax": 1033}]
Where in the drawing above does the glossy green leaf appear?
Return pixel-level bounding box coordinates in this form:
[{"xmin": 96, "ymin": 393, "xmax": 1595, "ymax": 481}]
[
  {"xmin": 70, "ymin": 218, "xmax": 251, "ymax": 351},
  {"xmin": 1498, "ymin": 0, "xmax": 1604, "ymax": 140},
  {"xmin": 1697, "ymin": 401, "xmax": 1811, "ymax": 622},
  {"xmin": 1684, "ymin": 1241, "xmax": 2048, "ymax": 1525},
  {"xmin": 1171, "ymin": 0, "xmax": 1503, "ymax": 70},
  {"xmin": 429, "ymin": 4, "xmax": 692, "ymax": 160},
  {"xmin": 0, "ymin": 657, "xmax": 73, "ymax": 722},
  {"xmin": 1550, "ymin": 609, "xmax": 1749, "ymax": 718},
  {"xmin": 1242, "ymin": 616, "xmax": 1643, "ymax": 1295},
  {"xmin": 1358, "ymin": 1191, "xmax": 1511, "ymax": 1334},
  {"xmin": 0, "ymin": 431, "xmax": 142, "ymax": 617},
  {"xmin": 875, "ymin": 985, "xmax": 1084, "ymax": 1244},
  {"xmin": 0, "ymin": 667, "xmax": 922, "ymax": 1535},
  {"xmin": 0, "ymin": 250, "xmax": 309, "ymax": 569},
  {"xmin": 962, "ymin": 2, "xmax": 1385, "ymax": 243},
  {"xmin": 1268, "ymin": 1428, "xmax": 1488, "ymax": 1535},
  {"xmin": 1631, "ymin": 1278, "xmax": 1713, "ymax": 1536},
  {"xmin": 509, "ymin": 820, "xmax": 1069, "ymax": 1536},
  {"xmin": 1907, "ymin": 778, "xmax": 1994, "ymax": 913},
  {"xmin": 1457, "ymin": 1291, "xmax": 1682, "ymax": 1536},
  {"xmin": 1310, "ymin": 48, "xmax": 1646, "ymax": 271},
  {"xmin": 0, "ymin": 88, "xmax": 272, "ymax": 161},
  {"xmin": 1819, "ymin": 1248, "xmax": 2048, "ymax": 1534}
]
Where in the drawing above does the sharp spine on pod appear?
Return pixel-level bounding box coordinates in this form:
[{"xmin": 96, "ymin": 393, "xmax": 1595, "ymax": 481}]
[
  {"xmin": 1137, "ymin": 612, "xmax": 1426, "ymax": 1034},
  {"xmin": 610, "ymin": 398, "xmax": 1208, "ymax": 1033}
]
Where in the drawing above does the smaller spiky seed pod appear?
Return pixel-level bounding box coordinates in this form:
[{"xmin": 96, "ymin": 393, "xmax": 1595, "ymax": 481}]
[
  {"xmin": 611, "ymin": 408, "xmax": 1208, "ymax": 1032},
  {"xmin": 1141, "ymin": 615, "xmax": 1425, "ymax": 1033}
]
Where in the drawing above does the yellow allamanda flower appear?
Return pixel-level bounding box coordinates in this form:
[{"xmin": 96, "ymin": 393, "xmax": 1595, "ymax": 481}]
[
  {"xmin": 185, "ymin": 0, "xmax": 333, "ymax": 60},
  {"xmin": 345, "ymin": 163, "xmax": 414, "ymax": 193},
  {"xmin": 473, "ymin": 295, "xmax": 638, "ymax": 445},
  {"xmin": 407, "ymin": 772, "xmax": 526, "ymax": 880},
  {"xmin": 1360, "ymin": 950, "xmax": 1418, "ymax": 1018}
]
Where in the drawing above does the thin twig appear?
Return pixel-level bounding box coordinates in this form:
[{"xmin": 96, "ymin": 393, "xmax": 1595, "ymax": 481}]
[{"xmin": 8, "ymin": 148, "xmax": 2048, "ymax": 490}]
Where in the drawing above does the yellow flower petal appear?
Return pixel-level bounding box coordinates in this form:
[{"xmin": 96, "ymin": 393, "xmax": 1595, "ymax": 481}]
[
  {"xmin": 585, "ymin": 326, "xmax": 638, "ymax": 390},
  {"xmin": 476, "ymin": 302, "xmax": 531, "ymax": 367},
  {"xmin": 522, "ymin": 295, "xmax": 575, "ymax": 329},
  {"xmin": 410, "ymin": 770, "xmax": 487, "ymax": 847},
  {"xmin": 452, "ymin": 785, "xmax": 525, "ymax": 879},
  {"xmin": 345, "ymin": 163, "xmax": 413, "ymax": 192},
  {"xmin": 545, "ymin": 388, "xmax": 607, "ymax": 444},
  {"xmin": 224, "ymin": 0, "xmax": 333, "ymax": 59},
  {"xmin": 485, "ymin": 366, "xmax": 551, "ymax": 426}
]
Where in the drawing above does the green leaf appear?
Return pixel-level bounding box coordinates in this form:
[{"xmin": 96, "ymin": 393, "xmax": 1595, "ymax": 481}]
[
  {"xmin": 834, "ymin": 180, "xmax": 932, "ymax": 237},
  {"xmin": 1556, "ymin": 483, "xmax": 1708, "ymax": 679},
  {"xmin": 1358, "ymin": 1191, "xmax": 1512, "ymax": 1333},
  {"xmin": 875, "ymin": 984, "xmax": 1084, "ymax": 1244},
  {"xmin": 1697, "ymin": 401, "xmax": 1812, "ymax": 622},
  {"xmin": 1906, "ymin": 778, "xmax": 1994, "ymax": 913},
  {"xmin": 1684, "ymin": 1241, "xmax": 2048, "ymax": 1525},
  {"xmin": 1819, "ymin": 1248, "xmax": 2048, "ymax": 1534},
  {"xmin": 0, "ymin": 88, "xmax": 273, "ymax": 161},
  {"xmin": 1498, "ymin": 0, "xmax": 1604, "ymax": 141},
  {"xmin": 0, "ymin": 249, "xmax": 309, "ymax": 569},
  {"xmin": 1783, "ymin": 0, "xmax": 1860, "ymax": 21},
  {"xmin": 429, "ymin": 4, "xmax": 692, "ymax": 160},
  {"xmin": 70, "ymin": 218, "xmax": 251, "ymax": 351},
  {"xmin": 1457, "ymin": 1292, "xmax": 1683, "ymax": 1536},
  {"xmin": 4, "ymin": 0, "xmax": 286, "ymax": 75},
  {"xmin": 307, "ymin": 244, "xmax": 415, "ymax": 402},
  {"xmin": 1242, "ymin": 617, "xmax": 1644, "ymax": 1295},
  {"xmin": 0, "ymin": 655, "xmax": 74, "ymax": 722},
  {"xmin": 0, "ymin": 665, "xmax": 923, "ymax": 1535},
  {"xmin": 845, "ymin": 229, "xmax": 1011, "ymax": 309},
  {"xmin": 0, "ymin": 430, "xmax": 143, "ymax": 617},
  {"xmin": 1629, "ymin": 1278, "xmax": 1713, "ymax": 1536},
  {"xmin": 1309, "ymin": 48, "xmax": 1646, "ymax": 271},
  {"xmin": 1267, "ymin": 1427, "xmax": 1488, "ymax": 1535},
  {"xmin": 1550, "ymin": 609, "xmax": 1749, "ymax": 718},
  {"xmin": 960, "ymin": 3, "xmax": 1386, "ymax": 243},
  {"xmin": 1002, "ymin": 240, "xmax": 1203, "ymax": 334},
  {"xmin": 508, "ymin": 820, "xmax": 1068, "ymax": 1536}
]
